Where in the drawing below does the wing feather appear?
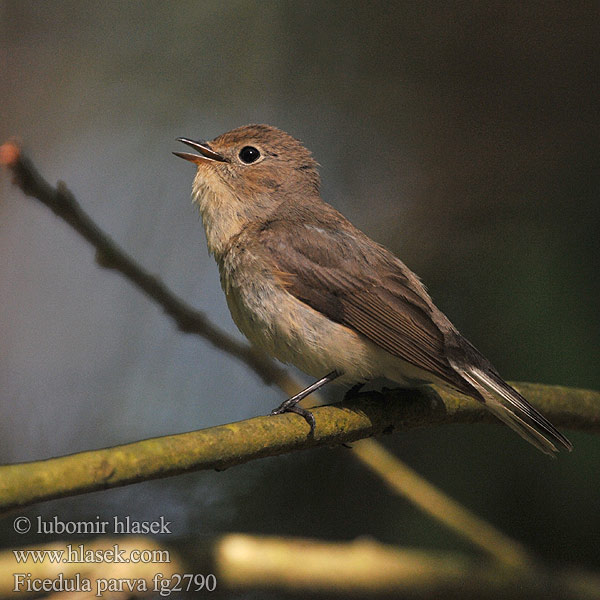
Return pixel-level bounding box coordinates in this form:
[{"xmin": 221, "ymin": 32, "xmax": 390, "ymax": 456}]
[{"xmin": 255, "ymin": 215, "xmax": 469, "ymax": 392}]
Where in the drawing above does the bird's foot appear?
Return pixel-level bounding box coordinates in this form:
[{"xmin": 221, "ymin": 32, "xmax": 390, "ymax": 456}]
[
  {"xmin": 269, "ymin": 370, "xmax": 340, "ymax": 435},
  {"xmin": 271, "ymin": 401, "xmax": 316, "ymax": 434}
]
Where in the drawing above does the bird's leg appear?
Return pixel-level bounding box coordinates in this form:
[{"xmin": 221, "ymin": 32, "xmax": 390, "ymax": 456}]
[{"xmin": 271, "ymin": 370, "xmax": 341, "ymax": 433}]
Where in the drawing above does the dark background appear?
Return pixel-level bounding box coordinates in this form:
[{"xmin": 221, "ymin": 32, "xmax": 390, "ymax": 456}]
[{"xmin": 1, "ymin": 0, "xmax": 598, "ymax": 589}]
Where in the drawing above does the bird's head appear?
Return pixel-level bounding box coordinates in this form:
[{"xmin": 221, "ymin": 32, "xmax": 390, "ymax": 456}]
[{"xmin": 174, "ymin": 124, "xmax": 320, "ymax": 257}]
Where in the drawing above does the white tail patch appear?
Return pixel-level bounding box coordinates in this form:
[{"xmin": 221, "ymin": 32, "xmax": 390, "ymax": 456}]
[{"xmin": 461, "ymin": 367, "xmax": 572, "ymax": 456}]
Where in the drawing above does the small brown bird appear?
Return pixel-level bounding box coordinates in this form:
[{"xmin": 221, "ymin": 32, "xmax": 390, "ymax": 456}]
[{"xmin": 174, "ymin": 124, "xmax": 572, "ymax": 456}]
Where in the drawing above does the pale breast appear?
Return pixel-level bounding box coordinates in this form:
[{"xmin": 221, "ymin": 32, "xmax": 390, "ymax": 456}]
[{"xmin": 217, "ymin": 247, "xmax": 384, "ymax": 382}]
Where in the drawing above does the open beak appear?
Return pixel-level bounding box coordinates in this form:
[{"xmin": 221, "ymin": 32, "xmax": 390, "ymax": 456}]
[{"xmin": 173, "ymin": 138, "xmax": 228, "ymax": 164}]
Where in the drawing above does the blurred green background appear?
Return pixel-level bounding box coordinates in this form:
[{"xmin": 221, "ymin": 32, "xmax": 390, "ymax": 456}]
[{"xmin": 1, "ymin": 0, "xmax": 598, "ymax": 592}]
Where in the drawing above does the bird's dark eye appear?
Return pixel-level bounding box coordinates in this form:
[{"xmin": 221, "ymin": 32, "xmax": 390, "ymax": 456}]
[{"xmin": 239, "ymin": 146, "xmax": 261, "ymax": 164}]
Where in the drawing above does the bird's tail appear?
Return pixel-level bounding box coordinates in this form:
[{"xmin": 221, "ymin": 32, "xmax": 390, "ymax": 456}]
[{"xmin": 461, "ymin": 367, "xmax": 572, "ymax": 456}]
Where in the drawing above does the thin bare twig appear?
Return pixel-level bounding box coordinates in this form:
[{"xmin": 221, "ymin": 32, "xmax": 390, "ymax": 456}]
[
  {"xmin": 0, "ymin": 140, "xmax": 291, "ymax": 389},
  {"xmin": 353, "ymin": 439, "xmax": 531, "ymax": 568}
]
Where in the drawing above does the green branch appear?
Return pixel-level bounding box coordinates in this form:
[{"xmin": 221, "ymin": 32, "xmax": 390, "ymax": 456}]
[{"xmin": 1, "ymin": 383, "xmax": 597, "ymax": 513}]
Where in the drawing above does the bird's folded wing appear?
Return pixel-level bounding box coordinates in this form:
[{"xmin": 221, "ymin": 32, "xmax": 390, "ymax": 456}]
[{"xmin": 257, "ymin": 218, "xmax": 470, "ymax": 393}]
